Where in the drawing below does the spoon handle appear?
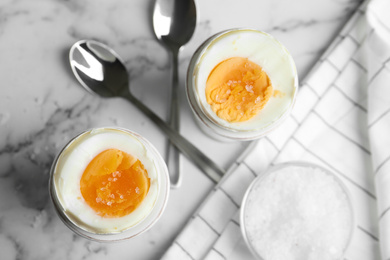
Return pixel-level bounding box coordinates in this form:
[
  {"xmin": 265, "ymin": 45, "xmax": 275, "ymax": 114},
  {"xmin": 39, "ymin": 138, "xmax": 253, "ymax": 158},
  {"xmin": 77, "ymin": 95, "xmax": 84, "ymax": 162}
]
[
  {"xmin": 166, "ymin": 50, "xmax": 181, "ymax": 188},
  {"xmin": 124, "ymin": 92, "xmax": 225, "ymax": 183}
]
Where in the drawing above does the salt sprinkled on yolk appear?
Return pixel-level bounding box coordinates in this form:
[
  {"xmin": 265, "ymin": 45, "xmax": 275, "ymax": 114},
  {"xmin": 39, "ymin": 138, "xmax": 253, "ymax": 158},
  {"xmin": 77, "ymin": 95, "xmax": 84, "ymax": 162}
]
[
  {"xmin": 205, "ymin": 57, "xmax": 273, "ymax": 122},
  {"xmin": 80, "ymin": 149, "xmax": 150, "ymax": 218}
]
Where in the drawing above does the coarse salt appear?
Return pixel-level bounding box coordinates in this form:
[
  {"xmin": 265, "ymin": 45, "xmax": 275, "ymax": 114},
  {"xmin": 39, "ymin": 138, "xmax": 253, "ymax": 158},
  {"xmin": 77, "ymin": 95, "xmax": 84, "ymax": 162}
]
[{"xmin": 242, "ymin": 164, "xmax": 353, "ymax": 260}]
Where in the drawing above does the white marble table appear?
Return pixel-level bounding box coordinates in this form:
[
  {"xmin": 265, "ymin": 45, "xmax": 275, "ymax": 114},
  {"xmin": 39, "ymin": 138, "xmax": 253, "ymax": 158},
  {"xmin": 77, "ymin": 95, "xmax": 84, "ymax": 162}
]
[{"xmin": 0, "ymin": 0, "xmax": 363, "ymax": 259}]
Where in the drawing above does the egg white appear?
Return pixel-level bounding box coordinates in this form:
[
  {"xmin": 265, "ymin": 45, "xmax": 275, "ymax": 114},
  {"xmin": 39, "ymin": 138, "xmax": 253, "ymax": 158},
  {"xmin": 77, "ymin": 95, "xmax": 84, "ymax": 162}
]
[
  {"xmin": 194, "ymin": 29, "xmax": 298, "ymax": 131},
  {"xmin": 53, "ymin": 128, "xmax": 159, "ymax": 234}
]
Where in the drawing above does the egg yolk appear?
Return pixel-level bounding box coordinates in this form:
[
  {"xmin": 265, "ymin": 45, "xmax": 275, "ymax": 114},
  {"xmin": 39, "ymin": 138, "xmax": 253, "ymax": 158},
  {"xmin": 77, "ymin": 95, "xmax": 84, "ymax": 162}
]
[
  {"xmin": 205, "ymin": 57, "xmax": 273, "ymax": 122},
  {"xmin": 80, "ymin": 149, "xmax": 150, "ymax": 218}
]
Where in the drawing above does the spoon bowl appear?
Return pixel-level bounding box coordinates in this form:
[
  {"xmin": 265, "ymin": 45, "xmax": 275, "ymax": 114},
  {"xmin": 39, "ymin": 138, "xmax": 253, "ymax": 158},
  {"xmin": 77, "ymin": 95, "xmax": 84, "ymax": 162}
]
[
  {"xmin": 69, "ymin": 40, "xmax": 225, "ymax": 184},
  {"xmin": 70, "ymin": 41, "xmax": 128, "ymax": 98},
  {"xmin": 153, "ymin": 0, "xmax": 196, "ymax": 50}
]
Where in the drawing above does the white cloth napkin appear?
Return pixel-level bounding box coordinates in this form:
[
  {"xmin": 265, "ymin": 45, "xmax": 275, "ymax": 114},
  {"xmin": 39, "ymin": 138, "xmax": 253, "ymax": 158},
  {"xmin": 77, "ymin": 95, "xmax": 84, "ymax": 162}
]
[
  {"xmin": 162, "ymin": 0, "xmax": 390, "ymax": 259},
  {"xmin": 366, "ymin": 0, "xmax": 390, "ymax": 259}
]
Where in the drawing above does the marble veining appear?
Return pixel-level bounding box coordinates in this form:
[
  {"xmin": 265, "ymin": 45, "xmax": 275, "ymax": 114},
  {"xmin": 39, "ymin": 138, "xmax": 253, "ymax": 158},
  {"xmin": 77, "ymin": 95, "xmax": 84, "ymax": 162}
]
[{"xmin": 0, "ymin": 0, "xmax": 363, "ymax": 259}]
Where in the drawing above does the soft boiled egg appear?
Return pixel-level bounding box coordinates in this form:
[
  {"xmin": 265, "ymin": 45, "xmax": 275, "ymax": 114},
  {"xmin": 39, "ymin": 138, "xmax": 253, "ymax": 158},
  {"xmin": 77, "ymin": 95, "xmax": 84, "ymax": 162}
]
[
  {"xmin": 50, "ymin": 127, "xmax": 169, "ymax": 236},
  {"xmin": 188, "ymin": 29, "xmax": 298, "ymax": 139}
]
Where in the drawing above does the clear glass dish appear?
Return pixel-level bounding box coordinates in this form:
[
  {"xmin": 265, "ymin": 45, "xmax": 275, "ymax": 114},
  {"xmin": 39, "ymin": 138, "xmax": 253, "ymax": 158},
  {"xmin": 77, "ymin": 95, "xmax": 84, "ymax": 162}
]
[
  {"xmin": 186, "ymin": 28, "xmax": 298, "ymax": 142},
  {"xmin": 240, "ymin": 162, "xmax": 354, "ymax": 260},
  {"xmin": 49, "ymin": 127, "xmax": 170, "ymax": 242}
]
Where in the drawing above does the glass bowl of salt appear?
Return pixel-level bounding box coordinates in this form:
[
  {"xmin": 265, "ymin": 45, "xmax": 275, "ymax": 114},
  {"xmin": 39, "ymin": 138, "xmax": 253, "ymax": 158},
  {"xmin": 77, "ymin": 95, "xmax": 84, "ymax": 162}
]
[{"xmin": 240, "ymin": 162, "xmax": 354, "ymax": 260}]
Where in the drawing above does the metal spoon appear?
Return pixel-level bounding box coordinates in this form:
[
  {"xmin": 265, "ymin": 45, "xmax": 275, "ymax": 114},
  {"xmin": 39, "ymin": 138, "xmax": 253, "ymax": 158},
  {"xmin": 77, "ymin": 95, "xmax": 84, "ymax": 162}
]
[
  {"xmin": 153, "ymin": 0, "xmax": 197, "ymax": 188},
  {"xmin": 69, "ymin": 40, "xmax": 224, "ymax": 184}
]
